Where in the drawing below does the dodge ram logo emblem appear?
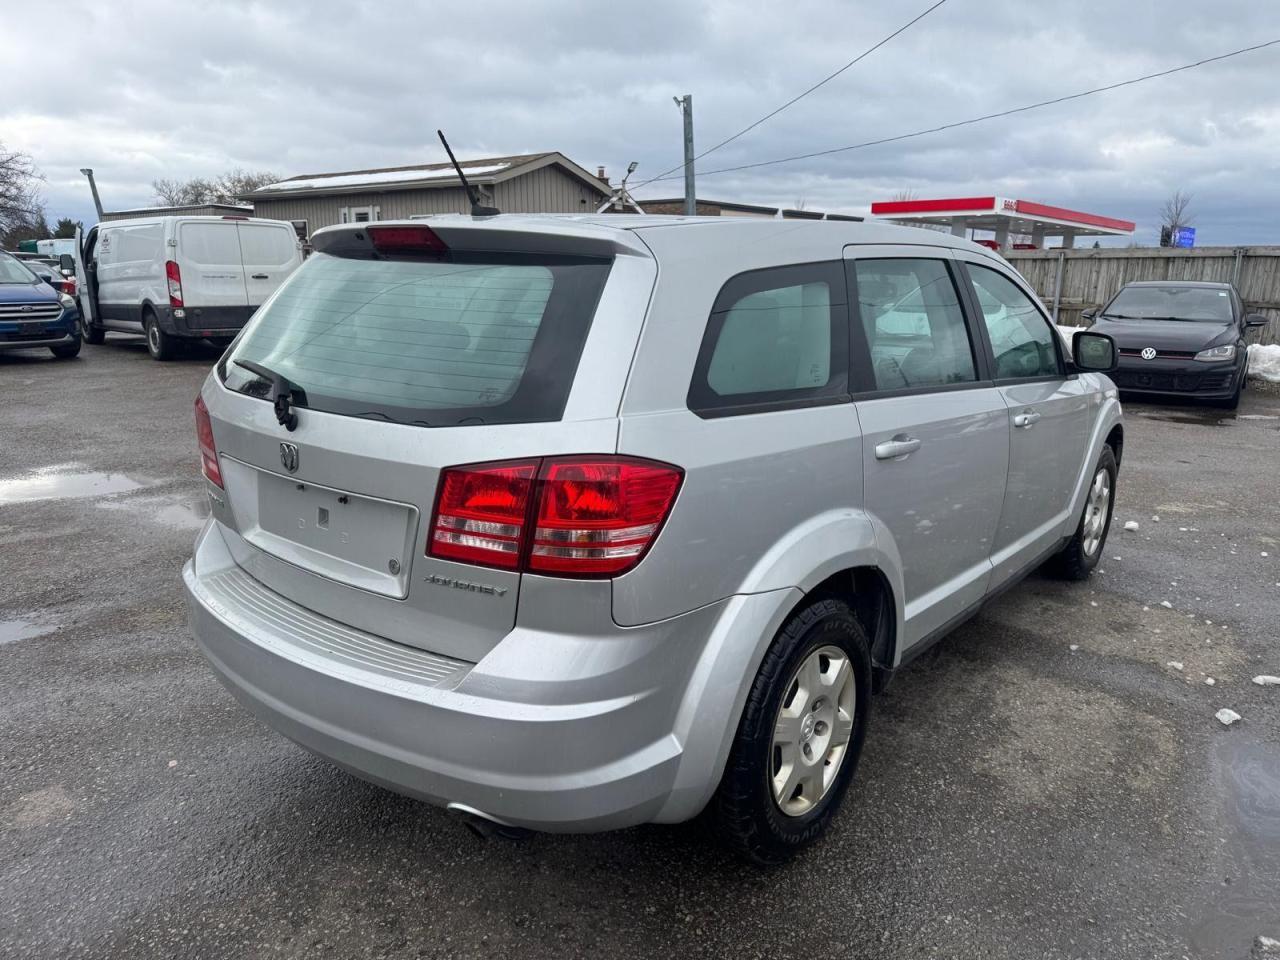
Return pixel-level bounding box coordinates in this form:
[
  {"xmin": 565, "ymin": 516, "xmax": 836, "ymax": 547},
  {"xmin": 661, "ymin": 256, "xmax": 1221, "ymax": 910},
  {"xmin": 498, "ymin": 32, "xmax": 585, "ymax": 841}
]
[
  {"xmin": 1140, "ymin": 347, "xmax": 1157, "ymax": 360},
  {"xmin": 280, "ymin": 442, "xmax": 299, "ymax": 473}
]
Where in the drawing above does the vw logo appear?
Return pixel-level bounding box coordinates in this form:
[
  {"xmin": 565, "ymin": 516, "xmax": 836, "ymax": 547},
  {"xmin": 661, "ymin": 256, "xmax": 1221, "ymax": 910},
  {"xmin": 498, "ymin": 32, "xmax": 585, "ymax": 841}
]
[
  {"xmin": 1140, "ymin": 347, "xmax": 1157, "ymax": 360},
  {"xmin": 279, "ymin": 442, "xmax": 299, "ymax": 473}
]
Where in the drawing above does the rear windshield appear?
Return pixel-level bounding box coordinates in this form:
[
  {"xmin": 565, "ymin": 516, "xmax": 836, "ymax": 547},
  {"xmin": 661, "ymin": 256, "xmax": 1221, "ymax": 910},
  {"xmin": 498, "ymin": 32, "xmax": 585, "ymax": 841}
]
[
  {"xmin": 220, "ymin": 251, "xmax": 611, "ymax": 426},
  {"xmin": 1105, "ymin": 285, "xmax": 1233, "ymax": 323}
]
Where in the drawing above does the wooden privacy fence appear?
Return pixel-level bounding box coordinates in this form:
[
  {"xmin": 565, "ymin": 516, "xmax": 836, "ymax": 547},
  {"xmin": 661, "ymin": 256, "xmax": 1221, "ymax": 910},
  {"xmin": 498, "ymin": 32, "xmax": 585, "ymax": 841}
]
[{"xmin": 1005, "ymin": 246, "xmax": 1280, "ymax": 344}]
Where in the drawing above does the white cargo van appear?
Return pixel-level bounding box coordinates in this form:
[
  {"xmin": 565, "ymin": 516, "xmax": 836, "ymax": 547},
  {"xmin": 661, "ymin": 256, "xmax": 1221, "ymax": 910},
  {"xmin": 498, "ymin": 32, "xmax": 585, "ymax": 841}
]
[{"xmin": 75, "ymin": 216, "xmax": 303, "ymax": 360}]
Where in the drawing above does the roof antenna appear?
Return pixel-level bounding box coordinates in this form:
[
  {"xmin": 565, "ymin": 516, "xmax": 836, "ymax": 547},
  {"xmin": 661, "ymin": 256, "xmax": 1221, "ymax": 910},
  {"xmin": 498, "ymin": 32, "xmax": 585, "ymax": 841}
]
[{"xmin": 437, "ymin": 129, "xmax": 500, "ymax": 217}]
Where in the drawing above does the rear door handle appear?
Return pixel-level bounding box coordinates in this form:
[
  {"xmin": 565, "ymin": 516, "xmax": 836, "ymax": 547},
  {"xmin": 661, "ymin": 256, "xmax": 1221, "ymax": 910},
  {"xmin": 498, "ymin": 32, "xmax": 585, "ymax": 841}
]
[
  {"xmin": 874, "ymin": 436, "xmax": 922, "ymax": 460},
  {"xmin": 1013, "ymin": 410, "xmax": 1042, "ymax": 428},
  {"xmin": 251, "ymin": 273, "xmax": 269, "ymax": 280}
]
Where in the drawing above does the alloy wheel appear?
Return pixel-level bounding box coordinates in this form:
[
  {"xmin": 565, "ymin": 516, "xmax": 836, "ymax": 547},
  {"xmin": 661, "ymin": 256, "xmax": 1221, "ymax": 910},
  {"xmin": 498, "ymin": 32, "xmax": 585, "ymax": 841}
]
[
  {"xmin": 1082, "ymin": 467, "xmax": 1111, "ymax": 556},
  {"xmin": 770, "ymin": 644, "xmax": 856, "ymax": 817}
]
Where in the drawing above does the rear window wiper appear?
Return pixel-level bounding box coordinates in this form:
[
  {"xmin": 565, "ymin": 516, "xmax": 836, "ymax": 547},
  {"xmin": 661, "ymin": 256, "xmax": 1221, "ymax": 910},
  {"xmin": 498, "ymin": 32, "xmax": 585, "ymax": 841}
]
[{"xmin": 234, "ymin": 359, "xmax": 308, "ymax": 432}]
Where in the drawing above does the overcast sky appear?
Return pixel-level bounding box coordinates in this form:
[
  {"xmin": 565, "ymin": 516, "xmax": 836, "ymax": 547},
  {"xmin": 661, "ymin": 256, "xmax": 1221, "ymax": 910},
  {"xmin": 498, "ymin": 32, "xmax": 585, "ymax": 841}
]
[{"xmin": 4, "ymin": 0, "xmax": 1277, "ymax": 245}]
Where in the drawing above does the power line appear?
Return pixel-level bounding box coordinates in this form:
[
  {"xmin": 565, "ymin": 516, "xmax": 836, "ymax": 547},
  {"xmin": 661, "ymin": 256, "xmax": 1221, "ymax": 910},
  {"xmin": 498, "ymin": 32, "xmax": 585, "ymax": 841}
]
[
  {"xmin": 632, "ymin": 0, "xmax": 950, "ymax": 190},
  {"xmin": 640, "ymin": 38, "xmax": 1280, "ymax": 184}
]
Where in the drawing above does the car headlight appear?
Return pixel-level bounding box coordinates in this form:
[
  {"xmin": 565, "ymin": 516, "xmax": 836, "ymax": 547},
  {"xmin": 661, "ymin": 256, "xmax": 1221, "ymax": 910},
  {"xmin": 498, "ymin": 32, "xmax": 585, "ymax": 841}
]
[{"xmin": 1193, "ymin": 344, "xmax": 1235, "ymax": 362}]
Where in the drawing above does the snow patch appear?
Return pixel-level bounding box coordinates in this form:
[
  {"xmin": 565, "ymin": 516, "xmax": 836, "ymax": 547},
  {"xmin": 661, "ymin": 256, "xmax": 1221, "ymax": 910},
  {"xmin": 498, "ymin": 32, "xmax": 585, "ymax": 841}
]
[
  {"xmin": 1215, "ymin": 708, "xmax": 1241, "ymax": 726},
  {"xmin": 1167, "ymin": 661, "xmax": 1184, "ymax": 671},
  {"xmin": 1160, "ymin": 600, "xmax": 1173, "ymax": 609},
  {"xmin": 263, "ymin": 163, "xmax": 512, "ymax": 192},
  {"xmin": 1253, "ymin": 675, "xmax": 1280, "ymax": 686},
  {"xmin": 1248, "ymin": 343, "xmax": 1280, "ymax": 383},
  {"xmin": 1123, "ymin": 521, "xmax": 1140, "ymax": 532}
]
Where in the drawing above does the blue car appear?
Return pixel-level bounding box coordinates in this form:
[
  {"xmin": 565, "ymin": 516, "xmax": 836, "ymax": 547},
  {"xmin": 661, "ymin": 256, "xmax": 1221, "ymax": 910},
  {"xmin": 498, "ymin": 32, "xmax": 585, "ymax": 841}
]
[{"xmin": 0, "ymin": 250, "xmax": 81, "ymax": 359}]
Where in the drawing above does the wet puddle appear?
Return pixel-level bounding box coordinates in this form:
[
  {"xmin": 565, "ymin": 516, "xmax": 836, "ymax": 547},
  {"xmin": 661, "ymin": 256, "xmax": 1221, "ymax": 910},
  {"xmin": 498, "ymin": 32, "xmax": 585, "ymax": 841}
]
[
  {"xmin": 0, "ymin": 618, "xmax": 55, "ymax": 646},
  {"xmin": 0, "ymin": 465, "xmax": 149, "ymax": 506},
  {"xmin": 1189, "ymin": 740, "xmax": 1280, "ymax": 958},
  {"xmin": 97, "ymin": 494, "xmax": 209, "ymax": 530}
]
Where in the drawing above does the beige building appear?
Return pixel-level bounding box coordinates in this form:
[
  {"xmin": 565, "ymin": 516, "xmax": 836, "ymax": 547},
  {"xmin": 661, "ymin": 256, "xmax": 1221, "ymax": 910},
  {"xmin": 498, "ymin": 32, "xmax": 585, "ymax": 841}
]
[{"xmin": 241, "ymin": 153, "xmax": 613, "ymax": 237}]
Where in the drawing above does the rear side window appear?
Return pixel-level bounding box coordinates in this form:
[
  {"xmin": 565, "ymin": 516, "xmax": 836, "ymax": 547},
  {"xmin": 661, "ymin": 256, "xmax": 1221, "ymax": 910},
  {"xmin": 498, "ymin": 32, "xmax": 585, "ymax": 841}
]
[
  {"xmin": 689, "ymin": 261, "xmax": 848, "ymax": 416},
  {"xmin": 852, "ymin": 258, "xmax": 977, "ymax": 392},
  {"xmin": 237, "ymin": 225, "xmax": 297, "ymax": 267},
  {"xmin": 221, "ymin": 252, "xmax": 610, "ymax": 427},
  {"xmin": 966, "ymin": 265, "xmax": 1060, "ymax": 379},
  {"xmin": 180, "ymin": 222, "xmax": 241, "ymax": 266}
]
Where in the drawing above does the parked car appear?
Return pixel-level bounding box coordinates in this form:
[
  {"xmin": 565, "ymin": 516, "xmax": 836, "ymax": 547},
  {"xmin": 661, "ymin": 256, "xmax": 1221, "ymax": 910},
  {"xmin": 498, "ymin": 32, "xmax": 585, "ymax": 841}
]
[
  {"xmin": 74, "ymin": 216, "xmax": 303, "ymax": 360},
  {"xmin": 0, "ymin": 250, "xmax": 81, "ymax": 359},
  {"xmin": 183, "ymin": 217, "xmax": 1122, "ymax": 864},
  {"xmin": 17, "ymin": 256, "xmax": 77, "ymax": 297},
  {"xmin": 1085, "ymin": 280, "xmax": 1267, "ymax": 408}
]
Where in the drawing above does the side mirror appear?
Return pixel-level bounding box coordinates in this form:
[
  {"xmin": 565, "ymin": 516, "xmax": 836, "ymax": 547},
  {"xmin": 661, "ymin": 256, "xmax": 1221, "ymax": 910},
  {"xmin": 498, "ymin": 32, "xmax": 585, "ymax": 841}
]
[
  {"xmin": 1245, "ymin": 313, "xmax": 1268, "ymax": 328},
  {"xmin": 1080, "ymin": 307, "xmax": 1098, "ymax": 323},
  {"xmin": 59, "ymin": 254, "xmax": 75, "ymax": 273},
  {"xmin": 1072, "ymin": 331, "xmax": 1118, "ymax": 373}
]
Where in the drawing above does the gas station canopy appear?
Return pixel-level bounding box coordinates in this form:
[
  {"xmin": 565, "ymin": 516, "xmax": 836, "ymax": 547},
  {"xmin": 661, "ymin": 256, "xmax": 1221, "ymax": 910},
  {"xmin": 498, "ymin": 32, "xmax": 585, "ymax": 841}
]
[{"xmin": 869, "ymin": 196, "xmax": 1135, "ymax": 249}]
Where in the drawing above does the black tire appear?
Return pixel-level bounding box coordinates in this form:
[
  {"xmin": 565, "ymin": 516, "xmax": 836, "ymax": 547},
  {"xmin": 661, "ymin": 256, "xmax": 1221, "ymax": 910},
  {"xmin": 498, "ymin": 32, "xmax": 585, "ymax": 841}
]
[
  {"xmin": 143, "ymin": 308, "xmax": 176, "ymax": 361},
  {"xmin": 1217, "ymin": 374, "xmax": 1243, "ymax": 410},
  {"xmin": 1054, "ymin": 444, "xmax": 1117, "ymax": 580},
  {"xmin": 711, "ymin": 597, "xmax": 872, "ymax": 866},
  {"xmin": 80, "ymin": 313, "xmax": 105, "ymax": 345},
  {"xmin": 50, "ymin": 335, "xmax": 81, "ymax": 359}
]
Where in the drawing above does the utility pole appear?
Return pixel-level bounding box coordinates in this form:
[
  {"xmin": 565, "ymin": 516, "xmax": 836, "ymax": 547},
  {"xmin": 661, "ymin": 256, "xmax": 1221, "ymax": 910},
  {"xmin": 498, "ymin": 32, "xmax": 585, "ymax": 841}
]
[
  {"xmin": 80, "ymin": 168, "xmax": 105, "ymax": 221},
  {"xmin": 673, "ymin": 95, "xmax": 695, "ymax": 216}
]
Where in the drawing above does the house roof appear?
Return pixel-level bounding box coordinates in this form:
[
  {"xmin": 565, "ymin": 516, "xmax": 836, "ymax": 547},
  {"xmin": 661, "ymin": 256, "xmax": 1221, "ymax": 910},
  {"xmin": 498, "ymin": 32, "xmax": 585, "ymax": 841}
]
[{"xmin": 243, "ymin": 152, "xmax": 612, "ymax": 200}]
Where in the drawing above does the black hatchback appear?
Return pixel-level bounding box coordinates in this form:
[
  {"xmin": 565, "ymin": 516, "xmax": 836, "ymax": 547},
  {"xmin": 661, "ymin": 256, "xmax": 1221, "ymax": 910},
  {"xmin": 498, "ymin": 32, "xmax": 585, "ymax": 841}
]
[{"xmin": 1087, "ymin": 281, "xmax": 1267, "ymax": 408}]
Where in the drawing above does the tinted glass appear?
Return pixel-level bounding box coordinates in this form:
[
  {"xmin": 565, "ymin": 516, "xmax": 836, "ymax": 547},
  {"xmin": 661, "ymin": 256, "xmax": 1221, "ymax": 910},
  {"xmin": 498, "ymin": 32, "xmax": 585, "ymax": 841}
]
[
  {"xmin": 968, "ymin": 265, "xmax": 1059, "ymax": 379},
  {"xmin": 707, "ymin": 282, "xmax": 833, "ymax": 395},
  {"xmin": 854, "ymin": 259, "xmax": 976, "ymax": 390},
  {"xmin": 1105, "ymin": 285, "xmax": 1233, "ymax": 322},
  {"xmin": 221, "ymin": 252, "xmax": 610, "ymax": 427},
  {"xmin": 179, "ymin": 222, "xmax": 241, "ymax": 266},
  {"xmin": 237, "ymin": 224, "xmax": 297, "ymax": 266}
]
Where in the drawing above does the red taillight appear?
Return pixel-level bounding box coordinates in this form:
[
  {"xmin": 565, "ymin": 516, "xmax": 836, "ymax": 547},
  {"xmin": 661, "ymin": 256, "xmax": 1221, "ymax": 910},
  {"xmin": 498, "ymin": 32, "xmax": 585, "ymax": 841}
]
[
  {"xmin": 368, "ymin": 225, "xmax": 447, "ymax": 255},
  {"xmin": 194, "ymin": 395, "xmax": 223, "ymax": 489},
  {"xmin": 165, "ymin": 260, "xmax": 183, "ymax": 307},
  {"xmin": 430, "ymin": 460, "xmax": 538, "ymax": 569},
  {"xmin": 529, "ymin": 458, "xmax": 684, "ymax": 575},
  {"xmin": 428, "ymin": 456, "xmax": 683, "ymax": 577}
]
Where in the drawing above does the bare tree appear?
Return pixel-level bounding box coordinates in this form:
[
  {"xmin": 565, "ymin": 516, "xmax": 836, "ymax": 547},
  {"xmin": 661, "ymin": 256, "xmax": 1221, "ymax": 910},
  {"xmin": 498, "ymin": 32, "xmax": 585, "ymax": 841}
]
[
  {"xmin": 152, "ymin": 168, "xmax": 278, "ymax": 206},
  {"xmin": 891, "ymin": 188, "xmax": 917, "ymax": 202},
  {"xmin": 0, "ymin": 143, "xmax": 46, "ymax": 243},
  {"xmin": 1159, "ymin": 189, "xmax": 1194, "ymax": 233}
]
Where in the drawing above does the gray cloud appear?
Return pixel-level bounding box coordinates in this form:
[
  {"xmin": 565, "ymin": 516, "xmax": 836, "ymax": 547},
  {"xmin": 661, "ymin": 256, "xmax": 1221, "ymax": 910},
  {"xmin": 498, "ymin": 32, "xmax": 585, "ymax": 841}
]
[{"xmin": 3, "ymin": 0, "xmax": 1277, "ymax": 244}]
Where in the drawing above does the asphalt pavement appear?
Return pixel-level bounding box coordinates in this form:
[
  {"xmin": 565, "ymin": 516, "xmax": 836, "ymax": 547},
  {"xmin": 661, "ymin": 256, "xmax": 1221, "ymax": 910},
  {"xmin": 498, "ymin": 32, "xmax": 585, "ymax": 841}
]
[{"xmin": 2, "ymin": 335, "xmax": 1279, "ymax": 960}]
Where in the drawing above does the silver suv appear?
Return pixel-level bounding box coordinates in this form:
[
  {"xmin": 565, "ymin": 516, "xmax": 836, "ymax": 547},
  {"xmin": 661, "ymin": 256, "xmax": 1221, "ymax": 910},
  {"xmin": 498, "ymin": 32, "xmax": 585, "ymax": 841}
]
[{"xmin": 183, "ymin": 216, "xmax": 1122, "ymax": 863}]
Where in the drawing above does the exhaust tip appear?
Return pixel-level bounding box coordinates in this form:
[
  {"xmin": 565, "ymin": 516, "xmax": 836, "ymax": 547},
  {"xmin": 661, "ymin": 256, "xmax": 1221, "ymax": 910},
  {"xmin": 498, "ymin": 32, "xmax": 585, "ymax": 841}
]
[{"xmin": 446, "ymin": 803, "xmax": 531, "ymax": 842}]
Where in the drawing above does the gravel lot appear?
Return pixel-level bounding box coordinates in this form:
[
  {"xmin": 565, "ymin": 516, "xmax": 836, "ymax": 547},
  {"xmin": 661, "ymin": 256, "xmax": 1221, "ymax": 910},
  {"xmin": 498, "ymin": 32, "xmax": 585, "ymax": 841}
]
[{"xmin": 3, "ymin": 336, "xmax": 1279, "ymax": 960}]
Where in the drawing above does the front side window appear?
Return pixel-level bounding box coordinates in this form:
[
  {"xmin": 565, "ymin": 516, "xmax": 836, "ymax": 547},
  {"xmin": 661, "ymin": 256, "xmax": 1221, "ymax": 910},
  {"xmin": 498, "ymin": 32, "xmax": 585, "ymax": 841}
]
[
  {"xmin": 689, "ymin": 261, "xmax": 848, "ymax": 414},
  {"xmin": 967, "ymin": 264, "xmax": 1060, "ymax": 379},
  {"xmin": 853, "ymin": 258, "xmax": 976, "ymax": 391}
]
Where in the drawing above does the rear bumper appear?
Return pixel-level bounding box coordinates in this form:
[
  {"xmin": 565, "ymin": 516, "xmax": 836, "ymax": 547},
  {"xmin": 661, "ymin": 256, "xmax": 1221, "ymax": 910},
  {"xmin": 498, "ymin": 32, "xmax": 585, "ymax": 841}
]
[
  {"xmin": 183, "ymin": 521, "xmax": 741, "ymax": 832},
  {"xmin": 1111, "ymin": 358, "xmax": 1242, "ymax": 399},
  {"xmin": 163, "ymin": 304, "xmax": 255, "ymax": 338}
]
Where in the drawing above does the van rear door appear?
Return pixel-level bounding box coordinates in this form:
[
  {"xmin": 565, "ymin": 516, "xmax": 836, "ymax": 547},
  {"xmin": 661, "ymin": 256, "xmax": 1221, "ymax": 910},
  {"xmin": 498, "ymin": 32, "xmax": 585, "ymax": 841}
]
[
  {"xmin": 175, "ymin": 219, "xmax": 249, "ymax": 311},
  {"xmin": 237, "ymin": 221, "xmax": 302, "ymax": 307}
]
